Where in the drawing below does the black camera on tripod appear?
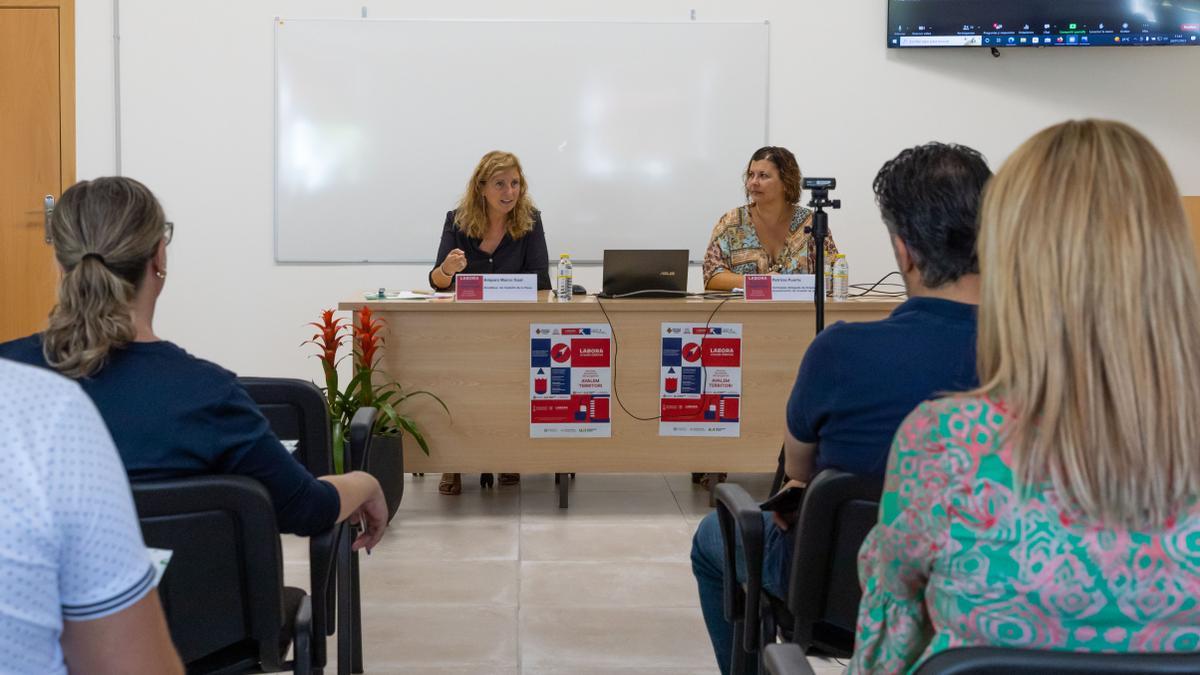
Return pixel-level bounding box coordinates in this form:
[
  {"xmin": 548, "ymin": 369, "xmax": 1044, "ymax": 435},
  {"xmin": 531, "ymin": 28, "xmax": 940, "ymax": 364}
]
[
  {"xmin": 803, "ymin": 177, "xmax": 840, "ymax": 210},
  {"xmin": 801, "ymin": 176, "xmax": 839, "ymax": 333}
]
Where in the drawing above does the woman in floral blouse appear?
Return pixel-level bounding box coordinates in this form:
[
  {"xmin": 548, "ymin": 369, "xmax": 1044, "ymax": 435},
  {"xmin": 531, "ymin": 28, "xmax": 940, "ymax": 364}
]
[
  {"xmin": 702, "ymin": 146, "xmax": 839, "ymax": 291},
  {"xmin": 850, "ymin": 120, "xmax": 1200, "ymax": 673}
]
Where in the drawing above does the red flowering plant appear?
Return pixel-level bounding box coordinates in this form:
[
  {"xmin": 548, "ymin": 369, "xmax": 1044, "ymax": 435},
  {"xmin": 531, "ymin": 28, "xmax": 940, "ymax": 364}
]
[{"xmin": 304, "ymin": 307, "xmax": 447, "ymax": 473}]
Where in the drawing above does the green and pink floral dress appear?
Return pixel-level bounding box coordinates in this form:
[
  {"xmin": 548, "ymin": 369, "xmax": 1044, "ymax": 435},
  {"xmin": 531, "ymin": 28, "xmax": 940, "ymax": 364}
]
[{"xmin": 850, "ymin": 395, "xmax": 1200, "ymax": 674}]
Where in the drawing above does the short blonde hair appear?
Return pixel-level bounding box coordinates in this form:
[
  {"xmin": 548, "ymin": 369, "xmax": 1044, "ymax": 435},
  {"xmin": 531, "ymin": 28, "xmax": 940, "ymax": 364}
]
[
  {"xmin": 454, "ymin": 151, "xmax": 536, "ymax": 240},
  {"xmin": 977, "ymin": 119, "xmax": 1200, "ymax": 527}
]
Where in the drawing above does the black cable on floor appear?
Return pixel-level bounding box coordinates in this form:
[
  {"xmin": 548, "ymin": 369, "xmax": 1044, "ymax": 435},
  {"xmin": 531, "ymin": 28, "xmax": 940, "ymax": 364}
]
[{"xmin": 592, "ymin": 292, "xmax": 735, "ymax": 421}]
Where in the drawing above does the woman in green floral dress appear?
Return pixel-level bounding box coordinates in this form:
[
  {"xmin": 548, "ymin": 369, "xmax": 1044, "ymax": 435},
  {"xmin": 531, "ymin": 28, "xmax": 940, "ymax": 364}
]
[{"xmin": 850, "ymin": 120, "xmax": 1200, "ymax": 673}]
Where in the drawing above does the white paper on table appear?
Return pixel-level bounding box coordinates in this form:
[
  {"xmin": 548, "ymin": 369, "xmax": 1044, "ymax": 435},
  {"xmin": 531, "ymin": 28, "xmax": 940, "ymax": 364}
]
[
  {"xmin": 361, "ymin": 290, "xmax": 435, "ymax": 300},
  {"xmin": 148, "ymin": 547, "xmax": 173, "ymax": 586}
]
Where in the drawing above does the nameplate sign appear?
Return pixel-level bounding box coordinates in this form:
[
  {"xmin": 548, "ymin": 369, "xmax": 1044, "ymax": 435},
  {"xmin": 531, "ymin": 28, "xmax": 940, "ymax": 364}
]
[
  {"xmin": 743, "ymin": 274, "xmax": 814, "ymax": 302},
  {"xmin": 455, "ymin": 274, "xmax": 538, "ymax": 302}
]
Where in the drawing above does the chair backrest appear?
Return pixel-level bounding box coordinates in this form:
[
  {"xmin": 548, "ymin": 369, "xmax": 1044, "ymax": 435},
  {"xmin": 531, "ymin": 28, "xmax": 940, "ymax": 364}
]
[
  {"xmin": 237, "ymin": 375, "xmax": 342, "ymax": 670},
  {"xmin": 786, "ymin": 468, "xmax": 883, "ymax": 654},
  {"xmin": 133, "ymin": 475, "xmax": 288, "ymax": 669},
  {"xmin": 915, "ymin": 646, "xmax": 1200, "ymax": 674},
  {"xmin": 237, "ymin": 377, "xmax": 332, "ymax": 476}
]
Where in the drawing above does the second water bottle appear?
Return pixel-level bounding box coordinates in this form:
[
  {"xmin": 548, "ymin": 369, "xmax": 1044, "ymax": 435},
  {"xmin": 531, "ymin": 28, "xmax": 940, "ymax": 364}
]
[
  {"xmin": 557, "ymin": 253, "xmax": 573, "ymax": 302},
  {"xmin": 832, "ymin": 254, "xmax": 849, "ymax": 301}
]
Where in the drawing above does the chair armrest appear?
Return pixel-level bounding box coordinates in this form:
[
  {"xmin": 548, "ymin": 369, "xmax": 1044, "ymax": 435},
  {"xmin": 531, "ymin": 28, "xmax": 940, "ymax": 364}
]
[
  {"xmin": 763, "ymin": 643, "xmax": 816, "ymax": 675},
  {"xmin": 308, "ymin": 522, "xmax": 350, "ymax": 630},
  {"xmin": 713, "ymin": 482, "xmax": 766, "ymax": 652},
  {"xmin": 348, "ymin": 407, "xmax": 378, "ymax": 472}
]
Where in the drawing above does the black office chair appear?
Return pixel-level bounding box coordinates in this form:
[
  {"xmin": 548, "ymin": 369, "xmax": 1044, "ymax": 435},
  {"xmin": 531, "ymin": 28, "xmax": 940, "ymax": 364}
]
[
  {"xmin": 239, "ymin": 377, "xmax": 376, "ymax": 674},
  {"xmin": 713, "ymin": 482, "xmax": 767, "ymax": 675},
  {"xmin": 782, "ymin": 469, "xmax": 881, "ymax": 655},
  {"xmin": 915, "ymin": 646, "xmax": 1200, "ymax": 674},
  {"xmin": 715, "ymin": 469, "xmax": 882, "ymax": 674},
  {"xmin": 133, "ymin": 475, "xmax": 312, "ymax": 675},
  {"xmin": 762, "ymin": 643, "xmax": 816, "ymax": 675}
]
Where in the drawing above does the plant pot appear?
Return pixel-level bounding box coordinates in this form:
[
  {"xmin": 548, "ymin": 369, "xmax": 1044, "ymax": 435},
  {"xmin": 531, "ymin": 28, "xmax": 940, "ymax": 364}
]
[{"xmin": 366, "ymin": 434, "xmax": 405, "ymax": 523}]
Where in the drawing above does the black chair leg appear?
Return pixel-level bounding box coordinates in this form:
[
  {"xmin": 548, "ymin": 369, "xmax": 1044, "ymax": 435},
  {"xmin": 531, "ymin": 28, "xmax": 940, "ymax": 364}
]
[
  {"xmin": 556, "ymin": 473, "xmax": 569, "ymax": 508},
  {"xmin": 337, "ymin": 533, "xmax": 353, "ymax": 675},
  {"xmin": 731, "ymin": 618, "xmax": 749, "ymax": 675},
  {"xmin": 352, "ymin": 552, "xmax": 364, "ymax": 673},
  {"xmin": 294, "ymin": 596, "xmax": 314, "ymax": 675},
  {"xmin": 758, "ymin": 608, "xmax": 777, "ymax": 675},
  {"xmin": 480, "ymin": 473, "xmax": 494, "ymax": 488}
]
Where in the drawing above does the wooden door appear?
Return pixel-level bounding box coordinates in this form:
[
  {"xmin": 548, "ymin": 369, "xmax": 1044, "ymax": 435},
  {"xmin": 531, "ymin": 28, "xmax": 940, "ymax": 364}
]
[
  {"xmin": 0, "ymin": 0, "xmax": 74, "ymax": 342},
  {"xmin": 1186, "ymin": 196, "xmax": 1200, "ymax": 264}
]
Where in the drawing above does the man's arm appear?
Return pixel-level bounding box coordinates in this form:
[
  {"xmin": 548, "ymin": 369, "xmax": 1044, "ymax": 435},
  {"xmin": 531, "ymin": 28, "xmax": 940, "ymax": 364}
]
[
  {"xmin": 783, "ymin": 328, "xmax": 836, "ymax": 486},
  {"xmin": 783, "ymin": 429, "xmax": 818, "ymax": 485},
  {"xmin": 771, "ymin": 431, "xmax": 818, "ymax": 531},
  {"xmin": 61, "ymin": 590, "xmax": 183, "ymax": 675}
]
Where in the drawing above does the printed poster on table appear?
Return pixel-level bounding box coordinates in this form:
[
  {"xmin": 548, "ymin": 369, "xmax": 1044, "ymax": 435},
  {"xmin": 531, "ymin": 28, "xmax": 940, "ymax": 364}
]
[
  {"xmin": 659, "ymin": 323, "xmax": 742, "ymax": 437},
  {"xmin": 530, "ymin": 324, "xmax": 612, "ymax": 438}
]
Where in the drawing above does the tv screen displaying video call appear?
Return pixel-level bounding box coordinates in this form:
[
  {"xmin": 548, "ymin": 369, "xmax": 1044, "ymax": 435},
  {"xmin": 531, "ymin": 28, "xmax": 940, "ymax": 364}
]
[{"xmin": 888, "ymin": 0, "xmax": 1200, "ymax": 48}]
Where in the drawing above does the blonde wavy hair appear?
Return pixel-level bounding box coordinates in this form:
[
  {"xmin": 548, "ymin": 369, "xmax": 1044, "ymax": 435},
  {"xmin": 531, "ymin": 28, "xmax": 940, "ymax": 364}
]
[
  {"xmin": 977, "ymin": 119, "xmax": 1200, "ymax": 527},
  {"xmin": 453, "ymin": 151, "xmax": 536, "ymax": 240},
  {"xmin": 42, "ymin": 177, "xmax": 166, "ymax": 378}
]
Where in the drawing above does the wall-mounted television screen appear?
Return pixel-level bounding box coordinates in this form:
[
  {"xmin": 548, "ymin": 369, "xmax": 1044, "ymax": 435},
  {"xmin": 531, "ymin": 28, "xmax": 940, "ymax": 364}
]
[{"xmin": 888, "ymin": 1, "xmax": 1200, "ymax": 48}]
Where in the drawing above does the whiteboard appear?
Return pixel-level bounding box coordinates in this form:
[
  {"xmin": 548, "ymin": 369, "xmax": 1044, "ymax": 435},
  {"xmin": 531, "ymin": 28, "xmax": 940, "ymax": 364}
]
[{"xmin": 273, "ymin": 19, "xmax": 769, "ymax": 263}]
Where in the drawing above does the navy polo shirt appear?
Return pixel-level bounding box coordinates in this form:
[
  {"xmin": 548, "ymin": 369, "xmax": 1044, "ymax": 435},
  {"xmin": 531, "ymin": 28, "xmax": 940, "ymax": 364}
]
[
  {"xmin": 786, "ymin": 297, "xmax": 978, "ymax": 476},
  {"xmin": 0, "ymin": 335, "xmax": 340, "ymax": 536}
]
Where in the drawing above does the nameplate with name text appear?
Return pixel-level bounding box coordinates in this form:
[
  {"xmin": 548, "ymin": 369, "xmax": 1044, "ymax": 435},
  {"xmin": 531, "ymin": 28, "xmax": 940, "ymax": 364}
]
[
  {"xmin": 743, "ymin": 274, "xmax": 815, "ymax": 301},
  {"xmin": 455, "ymin": 274, "xmax": 538, "ymax": 302}
]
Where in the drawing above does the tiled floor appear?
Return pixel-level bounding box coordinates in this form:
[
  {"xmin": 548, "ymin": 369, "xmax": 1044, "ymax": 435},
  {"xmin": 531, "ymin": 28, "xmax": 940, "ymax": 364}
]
[{"xmin": 282, "ymin": 472, "xmax": 848, "ymax": 674}]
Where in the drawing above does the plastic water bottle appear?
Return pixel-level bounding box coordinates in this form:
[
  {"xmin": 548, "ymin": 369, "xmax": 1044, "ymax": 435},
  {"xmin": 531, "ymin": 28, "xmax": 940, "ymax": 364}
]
[
  {"xmin": 557, "ymin": 253, "xmax": 573, "ymax": 302},
  {"xmin": 823, "ymin": 260, "xmax": 833, "ymax": 298},
  {"xmin": 832, "ymin": 254, "xmax": 849, "ymax": 302}
]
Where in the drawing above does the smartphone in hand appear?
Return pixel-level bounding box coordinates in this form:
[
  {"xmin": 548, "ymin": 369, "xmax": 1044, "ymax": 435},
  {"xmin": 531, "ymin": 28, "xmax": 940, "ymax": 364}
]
[{"xmin": 759, "ymin": 486, "xmax": 805, "ymax": 513}]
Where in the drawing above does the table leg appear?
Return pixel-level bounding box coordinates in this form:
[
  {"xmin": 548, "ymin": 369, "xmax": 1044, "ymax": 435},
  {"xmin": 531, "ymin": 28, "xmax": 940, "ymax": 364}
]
[{"xmin": 556, "ymin": 473, "xmax": 569, "ymax": 508}]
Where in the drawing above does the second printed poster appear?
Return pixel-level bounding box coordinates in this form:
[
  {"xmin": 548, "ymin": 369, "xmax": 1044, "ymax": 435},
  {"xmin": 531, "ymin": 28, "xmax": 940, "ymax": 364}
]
[{"xmin": 659, "ymin": 323, "xmax": 743, "ymax": 437}]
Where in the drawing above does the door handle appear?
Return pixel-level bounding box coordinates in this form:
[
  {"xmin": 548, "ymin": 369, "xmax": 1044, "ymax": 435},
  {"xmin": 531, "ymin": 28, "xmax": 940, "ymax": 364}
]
[{"xmin": 43, "ymin": 194, "xmax": 54, "ymax": 244}]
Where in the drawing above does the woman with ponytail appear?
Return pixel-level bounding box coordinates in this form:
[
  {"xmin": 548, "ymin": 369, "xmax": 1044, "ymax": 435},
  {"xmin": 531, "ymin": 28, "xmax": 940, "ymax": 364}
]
[{"xmin": 0, "ymin": 177, "xmax": 387, "ymax": 550}]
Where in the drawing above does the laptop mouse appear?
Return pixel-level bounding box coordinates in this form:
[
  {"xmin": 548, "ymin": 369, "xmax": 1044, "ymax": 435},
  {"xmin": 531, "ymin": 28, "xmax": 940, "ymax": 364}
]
[{"xmin": 572, "ymin": 284, "xmax": 587, "ymax": 295}]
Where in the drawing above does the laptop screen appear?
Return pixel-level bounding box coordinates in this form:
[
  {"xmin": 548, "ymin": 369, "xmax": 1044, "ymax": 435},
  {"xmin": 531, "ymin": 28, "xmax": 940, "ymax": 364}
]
[{"xmin": 601, "ymin": 250, "xmax": 690, "ymax": 298}]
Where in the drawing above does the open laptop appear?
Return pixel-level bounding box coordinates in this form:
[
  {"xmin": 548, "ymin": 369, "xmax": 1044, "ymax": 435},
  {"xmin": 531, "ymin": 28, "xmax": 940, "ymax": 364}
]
[{"xmin": 600, "ymin": 249, "xmax": 690, "ymax": 298}]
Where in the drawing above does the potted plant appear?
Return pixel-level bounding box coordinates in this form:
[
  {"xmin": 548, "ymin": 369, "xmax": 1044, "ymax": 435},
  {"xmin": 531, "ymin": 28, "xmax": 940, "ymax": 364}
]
[{"xmin": 304, "ymin": 307, "xmax": 448, "ymax": 521}]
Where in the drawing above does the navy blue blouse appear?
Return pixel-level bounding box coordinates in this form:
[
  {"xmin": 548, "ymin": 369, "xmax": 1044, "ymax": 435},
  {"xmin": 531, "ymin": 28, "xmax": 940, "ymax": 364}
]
[
  {"xmin": 430, "ymin": 210, "xmax": 552, "ymax": 290},
  {"xmin": 0, "ymin": 335, "xmax": 340, "ymax": 536}
]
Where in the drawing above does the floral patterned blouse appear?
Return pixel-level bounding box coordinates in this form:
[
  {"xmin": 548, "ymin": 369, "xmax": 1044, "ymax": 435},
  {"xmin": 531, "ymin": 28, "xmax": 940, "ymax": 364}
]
[
  {"xmin": 850, "ymin": 395, "xmax": 1200, "ymax": 674},
  {"xmin": 702, "ymin": 205, "xmax": 838, "ymax": 286}
]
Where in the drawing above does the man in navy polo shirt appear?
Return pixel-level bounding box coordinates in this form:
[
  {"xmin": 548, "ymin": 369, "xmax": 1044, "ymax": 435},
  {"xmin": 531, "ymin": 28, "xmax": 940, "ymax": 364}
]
[{"xmin": 691, "ymin": 142, "xmax": 992, "ymax": 675}]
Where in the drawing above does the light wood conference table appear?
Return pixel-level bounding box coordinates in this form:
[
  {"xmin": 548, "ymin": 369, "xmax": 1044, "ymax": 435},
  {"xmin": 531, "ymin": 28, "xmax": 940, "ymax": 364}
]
[{"xmin": 339, "ymin": 291, "xmax": 900, "ymax": 484}]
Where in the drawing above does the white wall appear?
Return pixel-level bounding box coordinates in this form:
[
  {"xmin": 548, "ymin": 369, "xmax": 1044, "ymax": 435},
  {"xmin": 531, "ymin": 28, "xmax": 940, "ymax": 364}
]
[{"xmin": 75, "ymin": 1, "xmax": 1200, "ymax": 379}]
